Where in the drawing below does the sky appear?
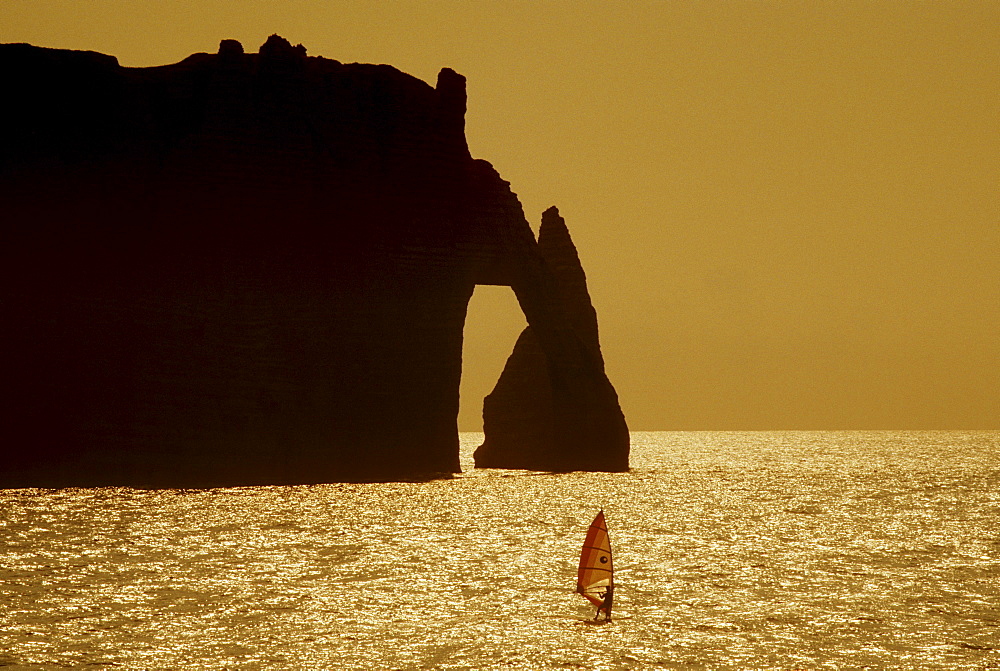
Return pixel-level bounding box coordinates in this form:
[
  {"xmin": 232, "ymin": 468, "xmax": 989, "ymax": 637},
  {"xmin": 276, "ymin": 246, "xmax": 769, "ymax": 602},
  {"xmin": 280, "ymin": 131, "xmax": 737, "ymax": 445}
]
[{"xmin": 3, "ymin": 1, "xmax": 997, "ymax": 430}]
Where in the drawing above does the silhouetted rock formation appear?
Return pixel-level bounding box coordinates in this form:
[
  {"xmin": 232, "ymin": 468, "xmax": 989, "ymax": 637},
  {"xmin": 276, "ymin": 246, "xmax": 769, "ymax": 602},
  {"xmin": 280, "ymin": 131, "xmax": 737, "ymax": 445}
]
[
  {"xmin": 475, "ymin": 207, "xmax": 630, "ymax": 471},
  {"xmin": 0, "ymin": 37, "xmax": 628, "ymax": 487}
]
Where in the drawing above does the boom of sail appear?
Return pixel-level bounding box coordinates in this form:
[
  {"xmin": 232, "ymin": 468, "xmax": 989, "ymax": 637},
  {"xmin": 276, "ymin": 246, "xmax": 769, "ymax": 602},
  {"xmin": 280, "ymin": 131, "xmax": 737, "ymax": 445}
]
[{"xmin": 576, "ymin": 510, "xmax": 613, "ymax": 606}]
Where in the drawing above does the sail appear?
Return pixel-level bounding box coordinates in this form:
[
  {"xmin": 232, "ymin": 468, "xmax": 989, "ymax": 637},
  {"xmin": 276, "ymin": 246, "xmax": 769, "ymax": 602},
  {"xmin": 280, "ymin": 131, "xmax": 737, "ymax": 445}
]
[{"xmin": 576, "ymin": 510, "xmax": 613, "ymax": 606}]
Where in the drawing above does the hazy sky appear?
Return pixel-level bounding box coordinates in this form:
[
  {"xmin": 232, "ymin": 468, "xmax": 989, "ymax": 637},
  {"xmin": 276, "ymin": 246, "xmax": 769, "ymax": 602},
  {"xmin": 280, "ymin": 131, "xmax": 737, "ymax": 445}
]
[{"xmin": 3, "ymin": 1, "xmax": 997, "ymax": 430}]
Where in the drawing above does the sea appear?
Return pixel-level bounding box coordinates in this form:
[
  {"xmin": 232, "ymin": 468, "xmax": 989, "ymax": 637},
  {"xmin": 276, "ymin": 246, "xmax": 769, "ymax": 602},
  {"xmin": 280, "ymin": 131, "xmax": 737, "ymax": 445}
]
[{"xmin": 1, "ymin": 431, "xmax": 997, "ymax": 670}]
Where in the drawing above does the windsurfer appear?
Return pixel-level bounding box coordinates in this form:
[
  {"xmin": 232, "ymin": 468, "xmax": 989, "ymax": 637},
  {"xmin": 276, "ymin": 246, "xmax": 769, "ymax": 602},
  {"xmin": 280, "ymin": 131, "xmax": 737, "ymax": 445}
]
[{"xmin": 596, "ymin": 583, "xmax": 614, "ymax": 621}]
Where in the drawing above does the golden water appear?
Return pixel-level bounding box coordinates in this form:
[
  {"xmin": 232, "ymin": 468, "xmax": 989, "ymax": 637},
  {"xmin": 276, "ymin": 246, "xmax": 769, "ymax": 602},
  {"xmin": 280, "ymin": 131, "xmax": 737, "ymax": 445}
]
[{"xmin": 2, "ymin": 432, "xmax": 998, "ymax": 669}]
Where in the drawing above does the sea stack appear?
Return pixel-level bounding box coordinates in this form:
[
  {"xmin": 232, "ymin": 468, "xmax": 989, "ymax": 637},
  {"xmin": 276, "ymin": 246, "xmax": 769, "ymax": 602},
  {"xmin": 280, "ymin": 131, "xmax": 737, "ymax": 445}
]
[
  {"xmin": 0, "ymin": 37, "xmax": 628, "ymax": 487},
  {"xmin": 475, "ymin": 207, "xmax": 630, "ymax": 471}
]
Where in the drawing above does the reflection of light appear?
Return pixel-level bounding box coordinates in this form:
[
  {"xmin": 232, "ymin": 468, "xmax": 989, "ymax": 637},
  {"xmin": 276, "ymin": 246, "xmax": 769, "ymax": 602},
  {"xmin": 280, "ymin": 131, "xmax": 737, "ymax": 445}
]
[{"xmin": 2, "ymin": 431, "xmax": 997, "ymax": 667}]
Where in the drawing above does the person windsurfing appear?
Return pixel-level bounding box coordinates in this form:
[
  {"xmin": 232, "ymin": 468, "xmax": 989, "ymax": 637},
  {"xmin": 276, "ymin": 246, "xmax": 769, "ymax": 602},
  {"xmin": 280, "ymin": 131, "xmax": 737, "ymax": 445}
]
[
  {"xmin": 578, "ymin": 510, "xmax": 615, "ymax": 622},
  {"xmin": 596, "ymin": 583, "xmax": 614, "ymax": 621}
]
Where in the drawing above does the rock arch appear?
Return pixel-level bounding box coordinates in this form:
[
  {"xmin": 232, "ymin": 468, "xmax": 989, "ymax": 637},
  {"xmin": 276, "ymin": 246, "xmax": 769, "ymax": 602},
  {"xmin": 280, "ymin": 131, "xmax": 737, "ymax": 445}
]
[{"xmin": 0, "ymin": 37, "xmax": 627, "ymax": 487}]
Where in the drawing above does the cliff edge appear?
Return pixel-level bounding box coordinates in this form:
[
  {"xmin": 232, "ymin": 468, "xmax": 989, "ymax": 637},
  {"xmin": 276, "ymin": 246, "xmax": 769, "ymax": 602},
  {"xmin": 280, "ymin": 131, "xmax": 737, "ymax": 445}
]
[{"xmin": 0, "ymin": 36, "xmax": 628, "ymax": 486}]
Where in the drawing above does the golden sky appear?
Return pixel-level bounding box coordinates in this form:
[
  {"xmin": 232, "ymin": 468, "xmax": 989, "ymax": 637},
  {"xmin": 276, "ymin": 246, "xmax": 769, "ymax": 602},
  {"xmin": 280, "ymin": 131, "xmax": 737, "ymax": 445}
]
[{"xmin": 3, "ymin": 1, "xmax": 997, "ymax": 429}]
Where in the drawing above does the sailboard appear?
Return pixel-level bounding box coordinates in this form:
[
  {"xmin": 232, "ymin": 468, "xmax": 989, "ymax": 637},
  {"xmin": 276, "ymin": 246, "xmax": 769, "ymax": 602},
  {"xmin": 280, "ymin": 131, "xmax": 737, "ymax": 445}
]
[{"xmin": 576, "ymin": 510, "xmax": 614, "ymax": 613}]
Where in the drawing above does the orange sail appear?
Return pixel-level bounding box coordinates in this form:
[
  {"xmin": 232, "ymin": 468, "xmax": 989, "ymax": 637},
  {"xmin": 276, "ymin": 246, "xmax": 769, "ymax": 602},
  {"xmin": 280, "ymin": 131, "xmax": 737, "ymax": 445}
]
[{"xmin": 576, "ymin": 510, "xmax": 614, "ymax": 607}]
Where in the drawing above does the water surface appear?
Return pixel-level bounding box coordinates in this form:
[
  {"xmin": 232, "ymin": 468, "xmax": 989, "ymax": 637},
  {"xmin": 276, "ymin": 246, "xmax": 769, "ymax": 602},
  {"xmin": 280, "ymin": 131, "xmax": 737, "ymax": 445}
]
[{"xmin": 2, "ymin": 431, "xmax": 998, "ymax": 669}]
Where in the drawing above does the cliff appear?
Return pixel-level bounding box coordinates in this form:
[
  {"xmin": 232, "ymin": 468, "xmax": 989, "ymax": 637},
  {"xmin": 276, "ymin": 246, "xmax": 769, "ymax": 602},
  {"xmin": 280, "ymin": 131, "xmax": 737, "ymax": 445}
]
[
  {"xmin": 0, "ymin": 36, "xmax": 628, "ymax": 487},
  {"xmin": 475, "ymin": 207, "xmax": 630, "ymax": 471}
]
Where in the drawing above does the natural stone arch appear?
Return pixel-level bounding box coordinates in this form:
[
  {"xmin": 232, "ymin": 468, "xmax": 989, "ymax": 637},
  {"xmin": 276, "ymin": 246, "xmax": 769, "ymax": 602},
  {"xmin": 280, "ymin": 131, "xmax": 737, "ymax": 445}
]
[
  {"xmin": 469, "ymin": 207, "xmax": 629, "ymax": 471},
  {"xmin": 0, "ymin": 37, "xmax": 627, "ymax": 487}
]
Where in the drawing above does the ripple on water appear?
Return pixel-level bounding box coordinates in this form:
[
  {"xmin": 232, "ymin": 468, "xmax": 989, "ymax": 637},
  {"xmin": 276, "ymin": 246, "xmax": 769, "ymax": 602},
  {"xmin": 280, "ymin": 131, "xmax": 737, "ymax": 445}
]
[{"xmin": 0, "ymin": 431, "xmax": 998, "ymax": 669}]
